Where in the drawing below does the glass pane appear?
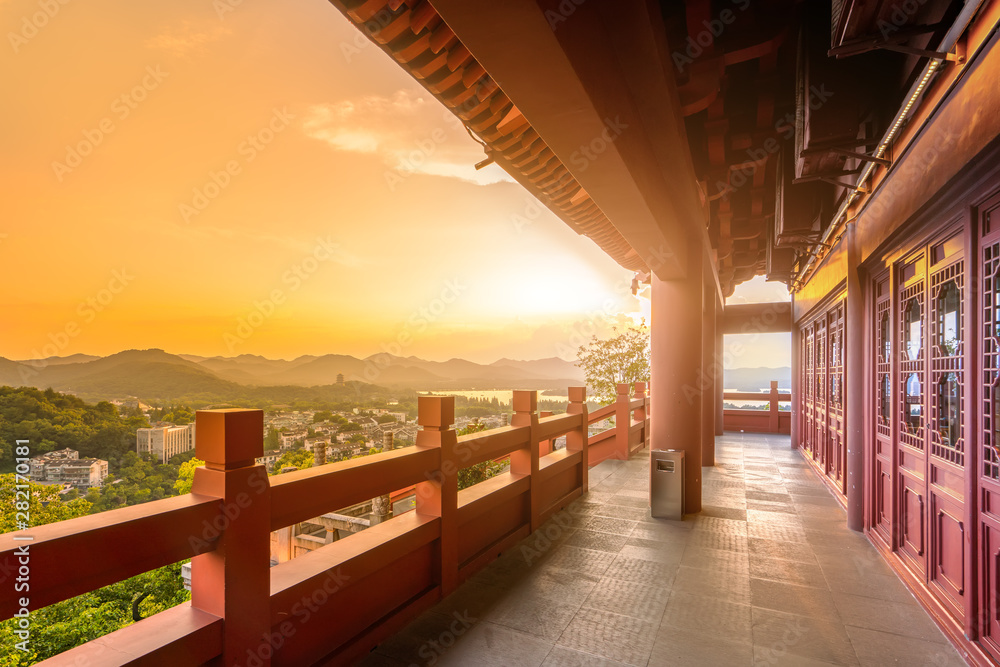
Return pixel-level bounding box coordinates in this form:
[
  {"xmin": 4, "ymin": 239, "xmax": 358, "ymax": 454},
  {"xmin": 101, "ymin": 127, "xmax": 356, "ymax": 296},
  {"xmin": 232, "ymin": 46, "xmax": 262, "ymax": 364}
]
[
  {"xmin": 905, "ymin": 373, "xmax": 922, "ymax": 433},
  {"xmin": 905, "ymin": 299, "xmax": 922, "ymax": 360},
  {"xmin": 880, "ymin": 312, "xmax": 890, "ymax": 363},
  {"xmin": 880, "ymin": 374, "xmax": 890, "ymax": 425},
  {"xmin": 937, "ymin": 373, "xmax": 960, "ymax": 448},
  {"xmin": 937, "ymin": 281, "xmax": 960, "ymax": 355}
]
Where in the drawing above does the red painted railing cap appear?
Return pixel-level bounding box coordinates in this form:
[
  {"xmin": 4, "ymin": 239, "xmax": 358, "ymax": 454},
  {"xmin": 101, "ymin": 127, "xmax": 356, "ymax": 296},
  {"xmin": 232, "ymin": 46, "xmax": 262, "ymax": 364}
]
[
  {"xmin": 568, "ymin": 386, "xmax": 587, "ymax": 402},
  {"xmin": 512, "ymin": 390, "xmax": 537, "ymax": 412},
  {"xmin": 195, "ymin": 409, "xmax": 264, "ymax": 464},
  {"xmin": 417, "ymin": 395, "xmax": 455, "ymax": 427}
]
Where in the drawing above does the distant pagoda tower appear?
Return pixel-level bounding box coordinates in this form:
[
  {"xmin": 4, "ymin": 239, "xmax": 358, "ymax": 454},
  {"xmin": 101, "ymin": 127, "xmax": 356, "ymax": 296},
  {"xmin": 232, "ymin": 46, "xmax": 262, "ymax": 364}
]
[
  {"xmin": 336, "ymin": 373, "xmax": 345, "ymax": 385},
  {"xmin": 312, "ymin": 440, "xmax": 326, "ymax": 467}
]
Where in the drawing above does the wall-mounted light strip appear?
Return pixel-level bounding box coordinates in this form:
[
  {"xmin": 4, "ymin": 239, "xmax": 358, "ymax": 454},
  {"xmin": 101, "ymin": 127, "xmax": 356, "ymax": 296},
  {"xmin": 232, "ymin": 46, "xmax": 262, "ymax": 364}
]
[{"xmin": 793, "ymin": 0, "xmax": 985, "ymax": 289}]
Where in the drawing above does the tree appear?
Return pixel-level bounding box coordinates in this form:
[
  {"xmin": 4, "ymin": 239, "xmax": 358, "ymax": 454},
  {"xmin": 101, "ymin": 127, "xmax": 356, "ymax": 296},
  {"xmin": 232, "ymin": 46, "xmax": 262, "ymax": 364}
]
[
  {"xmin": 376, "ymin": 414, "xmax": 397, "ymax": 424},
  {"xmin": 274, "ymin": 449, "xmax": 314, "ymax": 473},
  {"xmin": 313, "ymin": 411, "xmax": 334, "ymax": 423},
  {"xmin": 174, "ymin": 458, "xmax": 205, "ymax": 494},
  {"xmin": 0, "ymin": 475, "xmax": 91, "ymax": 533},
  {"xmin": 339, "ymin": 422, "xmax": 362, "ymax": 433},
  {"xmin": 575, "ymin": 321, "xmax": 650, "ymax": 404},
  {"xmin": 264, "ymin": 427, "xmax": 280, "ymax": 451},
  {"xmin": 455, "ymin": 422, "xmax": 509, "ymax": 491}
]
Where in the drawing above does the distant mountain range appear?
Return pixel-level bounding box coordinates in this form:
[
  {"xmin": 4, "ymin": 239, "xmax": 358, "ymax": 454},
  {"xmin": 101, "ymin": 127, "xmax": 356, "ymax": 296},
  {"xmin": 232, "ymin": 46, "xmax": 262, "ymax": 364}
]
[
  {"xmin": 0, "ymin": 349, "xmax": 788, "ymax": 403},
  {"xmin": 0, "ymin": 349, "xmax": 587, "ymax": 402},
  {"xmin": 724, "ymin": 366, "xmax": 791, "ymax": 392}
]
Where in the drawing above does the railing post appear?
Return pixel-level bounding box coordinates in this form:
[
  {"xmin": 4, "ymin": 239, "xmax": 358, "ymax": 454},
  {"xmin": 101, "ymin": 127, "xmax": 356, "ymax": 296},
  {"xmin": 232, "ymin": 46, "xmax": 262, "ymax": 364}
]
[
  {"xmin": 769, "ymin": 380, "xmax": 780, "ymax": 433},
  {"xmin": 566, "ymin": 387, "xmax": 589, "ymax": 492},
  {"xmin": 415, "ymin": 396, "xmax": 458, "ymax": 596},
  {"xmin": 615, "ymin": 383, "xmax": 631, "ymax": 459},
  {"xmin": 633, "ymin": 382, "xmax": 647, "ymax": 450},
  {"xmin": 510, "ymin": 390, "xmax": 540, "ymax": 531},
  {"xmin": 190, "ymin": 409, "xmax": 270, "ymax": 666}
]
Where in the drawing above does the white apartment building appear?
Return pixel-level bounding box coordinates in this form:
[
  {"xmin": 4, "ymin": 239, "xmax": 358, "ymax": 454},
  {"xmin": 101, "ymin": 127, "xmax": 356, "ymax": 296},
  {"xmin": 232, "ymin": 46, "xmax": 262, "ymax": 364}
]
[
  {"xmin": 29, "ymin": 449, "xmax": 109, "ymax": 490},
  {"xmin": 137, "ymin": 424, "xmax": 196, "ymax": 463}
]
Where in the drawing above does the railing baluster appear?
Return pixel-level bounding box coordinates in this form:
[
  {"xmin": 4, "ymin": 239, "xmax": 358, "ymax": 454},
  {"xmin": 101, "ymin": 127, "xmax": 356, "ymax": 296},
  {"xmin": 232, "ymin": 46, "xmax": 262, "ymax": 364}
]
[
  {"xmin": 615, "ymin": 383, "xmax": 631, "ymax": 459},
  {"xmin": 634, "ymin": 382, "xmax": 647, "ymax": 451},
  {"xmin": 566, "ymin": 387, "xmax": 589, "ymax": 492},
  {"xmin": 191, "ymin": 409, "xmax": 271, "ymax": 665}
]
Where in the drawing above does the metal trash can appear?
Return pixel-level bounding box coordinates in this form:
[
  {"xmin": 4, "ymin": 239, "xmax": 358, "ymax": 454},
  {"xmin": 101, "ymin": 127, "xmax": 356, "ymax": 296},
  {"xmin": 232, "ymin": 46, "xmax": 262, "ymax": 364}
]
[{"xmin": 650, "ymin": 449, "xmax": 685, "ymax": 520}]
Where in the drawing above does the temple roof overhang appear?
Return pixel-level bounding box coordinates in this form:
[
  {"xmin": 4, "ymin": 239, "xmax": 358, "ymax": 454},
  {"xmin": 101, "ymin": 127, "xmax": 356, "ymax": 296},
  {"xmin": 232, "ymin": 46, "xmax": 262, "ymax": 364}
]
[{"xmin": 329, "ymin": 0, "xmax": 968, "ymax": 298}]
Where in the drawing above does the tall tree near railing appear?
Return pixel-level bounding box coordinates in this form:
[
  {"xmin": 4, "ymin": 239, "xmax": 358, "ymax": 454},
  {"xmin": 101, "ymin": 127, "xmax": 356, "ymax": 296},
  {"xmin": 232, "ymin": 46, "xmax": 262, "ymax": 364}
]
[{"xmin": 575, "ymin": 322, "xmax": 650, "ymax": 404}]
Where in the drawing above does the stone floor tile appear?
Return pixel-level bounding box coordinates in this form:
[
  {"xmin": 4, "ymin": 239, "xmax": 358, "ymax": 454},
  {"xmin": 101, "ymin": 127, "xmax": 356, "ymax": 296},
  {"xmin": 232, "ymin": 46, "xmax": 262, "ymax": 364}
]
[
  {"xmin": 845, "ymin": 626, "xmax": 966, "ymax": 666},
  {"xmin": 751, "ymin": 607, "xmax": 859, "ymax": 666},
  {"xmin": 556, "ymin": 608, "xmax": 657, "ymax": 666},
  {"xmin": 436, "ymin": 621, "xmax": 553, "ymax": 667}
]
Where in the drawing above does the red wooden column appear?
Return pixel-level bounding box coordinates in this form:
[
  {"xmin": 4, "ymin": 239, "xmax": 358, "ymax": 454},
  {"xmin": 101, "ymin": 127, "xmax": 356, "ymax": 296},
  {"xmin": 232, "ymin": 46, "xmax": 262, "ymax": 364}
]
[
  {"xmin": 510, "ymin": 390, "xmax": 541, "ymax": 530},
  {"xmin": 190, "ymin": 409, "xmax": 270, "ymax": 665},
  {"xmin": 703, "ymin": 290, "xmax": 717, "ymax": 466},
  {"xmin": 566, "ymin": 387, "xmax": 589, "ymax": 492},
  {"xmin": 415, "ymin": 396, "xmax": 459, "ymax": 596},
  {"xmin": 615, "ymin": 383, "xmax": 631, "ymax": 459},
  {"xmin": 845, "ymin": 223, "xmax": 865, "ymax": 531},
  {"xmin": 651, "ymin": 255, "xmax": 704, "ymax": 514}
]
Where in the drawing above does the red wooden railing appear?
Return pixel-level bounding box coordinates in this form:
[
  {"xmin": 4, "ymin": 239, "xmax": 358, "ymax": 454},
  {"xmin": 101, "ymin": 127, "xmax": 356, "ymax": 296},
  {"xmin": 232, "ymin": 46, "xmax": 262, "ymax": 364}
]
[
  {"xmin": 723, "ymin": 380, "xmax": 791, "ymax": 434},
  {"xmin": 0, "ymin": 383, "xmax": 650, "ymax": 666}
]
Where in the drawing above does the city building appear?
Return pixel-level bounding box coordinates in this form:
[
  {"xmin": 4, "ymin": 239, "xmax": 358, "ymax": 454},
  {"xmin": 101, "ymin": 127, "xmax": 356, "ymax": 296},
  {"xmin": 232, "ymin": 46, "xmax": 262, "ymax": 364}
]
[
  {"xmin": 28, "ymin": 449, "xmax": 108, "ymax": 491},
  {"xmin": 136, "ymin": 424, "xmax": 196, "ymax": 463}
]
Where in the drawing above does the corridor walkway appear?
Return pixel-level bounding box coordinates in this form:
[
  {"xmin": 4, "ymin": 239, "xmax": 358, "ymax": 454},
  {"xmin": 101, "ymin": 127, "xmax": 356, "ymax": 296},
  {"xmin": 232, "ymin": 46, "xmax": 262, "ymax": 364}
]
[{"xmin": 357, "ymin": 433, "xmax": 966, "ymax": 666}]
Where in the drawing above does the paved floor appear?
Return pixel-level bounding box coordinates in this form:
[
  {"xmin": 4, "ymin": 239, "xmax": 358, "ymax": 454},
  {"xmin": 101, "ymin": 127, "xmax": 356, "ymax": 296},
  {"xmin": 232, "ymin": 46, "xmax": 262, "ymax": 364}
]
[{"xmin": 357, "ymin": 433, "xmax": 966, "ymax": 666}]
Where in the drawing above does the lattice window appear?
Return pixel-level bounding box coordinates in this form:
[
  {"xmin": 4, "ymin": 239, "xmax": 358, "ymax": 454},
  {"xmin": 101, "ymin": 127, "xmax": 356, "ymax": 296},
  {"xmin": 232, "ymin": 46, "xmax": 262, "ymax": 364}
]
[
  {"xmin": 829, "ymin": 302, "xmax": 845, "ymax": 417},
  {"xmin": 983, "ymin": 240, "xmax": 1000, "ymax": 479},
  {"xmin": 930, "ymin": 261, "xmax": 964, "ymax": 465},
  {"xmin": 899, "ymin": 279, "xmax": 924, "ymax": 450},
  {"xmin": 876, "ymin": 295, "xmax": 891, "ymax": 438}
]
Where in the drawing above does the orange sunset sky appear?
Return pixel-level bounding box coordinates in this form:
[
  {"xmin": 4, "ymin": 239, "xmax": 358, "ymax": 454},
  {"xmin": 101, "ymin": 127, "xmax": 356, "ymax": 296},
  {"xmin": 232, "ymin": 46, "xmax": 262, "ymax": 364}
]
[{"xmin": 0, "ymin": 0, "xmax": 790, "ymax": 366}]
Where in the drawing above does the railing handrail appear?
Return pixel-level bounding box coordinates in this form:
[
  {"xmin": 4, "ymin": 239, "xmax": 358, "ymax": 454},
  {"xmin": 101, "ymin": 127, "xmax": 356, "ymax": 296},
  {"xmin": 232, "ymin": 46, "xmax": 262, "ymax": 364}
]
[{"xmin": 7, "ymin": 383, "xmax": 653, "ymax": 665}]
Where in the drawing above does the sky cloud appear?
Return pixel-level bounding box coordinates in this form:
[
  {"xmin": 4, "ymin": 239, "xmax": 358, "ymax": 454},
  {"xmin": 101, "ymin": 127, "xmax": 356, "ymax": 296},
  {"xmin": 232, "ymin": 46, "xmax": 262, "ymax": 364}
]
[
  {"xmin": 302, "ymin": 90, "xmax": 514, "ymax": 187},
  {"xmin": 145, "ymin": 21, "xmax": 232, "ymax": 59}
]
